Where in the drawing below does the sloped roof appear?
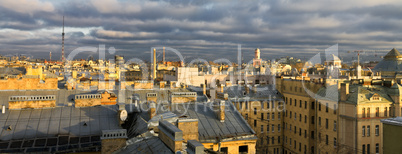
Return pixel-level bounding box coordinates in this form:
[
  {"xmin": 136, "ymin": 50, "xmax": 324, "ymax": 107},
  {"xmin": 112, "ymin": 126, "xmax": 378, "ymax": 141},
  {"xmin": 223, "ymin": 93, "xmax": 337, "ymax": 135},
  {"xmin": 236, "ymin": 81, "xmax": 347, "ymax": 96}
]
[{"xmin": 374, "ymin": 48, "xmax": 402, "ymax": 72}]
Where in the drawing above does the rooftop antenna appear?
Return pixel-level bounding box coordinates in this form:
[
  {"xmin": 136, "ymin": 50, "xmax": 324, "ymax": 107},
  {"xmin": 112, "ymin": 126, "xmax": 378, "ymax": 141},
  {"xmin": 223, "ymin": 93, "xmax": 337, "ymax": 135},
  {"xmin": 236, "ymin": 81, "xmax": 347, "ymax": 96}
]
[{"xmin": 61, "ymin": 16, "xmax": 65, "ymax": 62}]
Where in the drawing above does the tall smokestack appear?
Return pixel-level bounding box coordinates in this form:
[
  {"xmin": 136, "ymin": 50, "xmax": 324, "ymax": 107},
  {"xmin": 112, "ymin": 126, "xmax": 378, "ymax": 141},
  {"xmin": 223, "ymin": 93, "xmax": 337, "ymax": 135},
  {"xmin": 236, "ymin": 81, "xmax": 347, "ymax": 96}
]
[
  {"xmin": 49, "ymin": 52, "xmax": 52, "ymax": 62},
  {"xmin": 163, "ymin": 47, "xmax": 165, "ymax": 63},
  {"xmin": 153, "ymin": 48, "xmax": 156, "ymax": 80},
  {"xmin": 61, "ymin": 16, "xmax": 65, "ymax": 62}
]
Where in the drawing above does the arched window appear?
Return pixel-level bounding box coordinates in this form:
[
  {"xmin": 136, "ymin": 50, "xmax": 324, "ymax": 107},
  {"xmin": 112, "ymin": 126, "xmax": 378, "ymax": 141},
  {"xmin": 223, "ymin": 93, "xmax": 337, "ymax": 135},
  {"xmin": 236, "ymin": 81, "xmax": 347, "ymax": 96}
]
[
  {"xmin": 367, "ymin": 108, "xmax": 371, "ymax": 118},
  {"xmin": 362, "ymin": 108, "xmax": 366, "ymax": 118}
]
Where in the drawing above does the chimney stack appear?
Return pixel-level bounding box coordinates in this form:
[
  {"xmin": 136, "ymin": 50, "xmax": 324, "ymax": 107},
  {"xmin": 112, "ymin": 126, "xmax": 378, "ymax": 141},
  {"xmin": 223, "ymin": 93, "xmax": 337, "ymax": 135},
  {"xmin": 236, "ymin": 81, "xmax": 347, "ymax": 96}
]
[
  {"xmin": 158, "ymin": 120, "xmax": 184, "ymax": 152},
  {"xmin": 201, "ymin": 84, "xmax": 206, "ymax": 95},
  {"xmin": 2, "ymin": 105, "xmax": 5, "ymax": 114},
  {"xmin": 215, "ymin": 100, "xmax": 225, "ymax": 122},
  {"xmin": 340, "ymin": 83, "xmax": 349, "ymax": 101},
  {"xmin": 149, "ymin": 102, "xmax": 156, "ymax": 119}
]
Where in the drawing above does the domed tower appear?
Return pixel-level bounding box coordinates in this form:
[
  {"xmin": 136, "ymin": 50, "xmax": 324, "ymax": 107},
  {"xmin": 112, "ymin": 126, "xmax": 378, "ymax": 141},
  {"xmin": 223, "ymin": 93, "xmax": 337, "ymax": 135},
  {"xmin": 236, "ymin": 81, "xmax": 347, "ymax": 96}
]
[
  {"xmin": 253, "ymin": 48, "xmax": 262, "ymax": 67},
  {"xmin": 255, "ymin": 48, "xmax": 260, "ymax": 59}
]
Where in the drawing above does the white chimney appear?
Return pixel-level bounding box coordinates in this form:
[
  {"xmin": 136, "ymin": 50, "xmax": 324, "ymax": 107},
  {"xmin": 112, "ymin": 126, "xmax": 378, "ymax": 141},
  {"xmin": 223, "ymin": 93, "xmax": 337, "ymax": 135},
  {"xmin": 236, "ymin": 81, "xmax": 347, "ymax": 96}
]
[{"xmin": 2, "ymin": 105, "xmax": 5, "ymax": 114}]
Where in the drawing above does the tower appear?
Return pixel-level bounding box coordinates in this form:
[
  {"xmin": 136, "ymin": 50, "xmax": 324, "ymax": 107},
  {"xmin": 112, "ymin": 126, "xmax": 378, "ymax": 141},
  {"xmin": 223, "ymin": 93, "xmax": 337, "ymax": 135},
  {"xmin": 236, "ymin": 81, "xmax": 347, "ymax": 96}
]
[
  {"xmin": 61, "ymin": 16, "xmax": 65, "ymax": 62},
  {"xmin": 163, "ymin": 47, "xmax": 165, "ymax": 64},
  {"xmin": 49, "ymin": 52, "xmax": 52, "ymax": 62},
  {"xmin": 254, "ymin": 48, "xmax": 260, "ymax": 59},
  {"xmin": 153, "ymin": 48, "xmax": 156, "ymax": 80},
  {"xmin": 253, "ymin": 48, "xmax": 262, "ymax": 67}
]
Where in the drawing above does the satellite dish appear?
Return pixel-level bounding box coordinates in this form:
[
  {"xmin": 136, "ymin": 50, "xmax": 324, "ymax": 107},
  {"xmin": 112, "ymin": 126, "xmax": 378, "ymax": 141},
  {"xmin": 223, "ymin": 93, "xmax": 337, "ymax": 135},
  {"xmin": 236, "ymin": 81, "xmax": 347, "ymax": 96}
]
[{"xmin": 119, "ymin": 109, "xmax": 128, "ymax": 121}]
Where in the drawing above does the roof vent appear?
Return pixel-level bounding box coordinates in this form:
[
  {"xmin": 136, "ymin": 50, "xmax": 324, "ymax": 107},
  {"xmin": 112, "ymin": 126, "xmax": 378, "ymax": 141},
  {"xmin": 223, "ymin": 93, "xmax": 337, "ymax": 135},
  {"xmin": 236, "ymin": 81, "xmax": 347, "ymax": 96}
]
[
  {"xmin": 83, "ymin": 122, "xmax": 88, "ymax": 126},
  {"xmin": 6, "ymin": 125, "xmax": 12, "ymax": 131}
]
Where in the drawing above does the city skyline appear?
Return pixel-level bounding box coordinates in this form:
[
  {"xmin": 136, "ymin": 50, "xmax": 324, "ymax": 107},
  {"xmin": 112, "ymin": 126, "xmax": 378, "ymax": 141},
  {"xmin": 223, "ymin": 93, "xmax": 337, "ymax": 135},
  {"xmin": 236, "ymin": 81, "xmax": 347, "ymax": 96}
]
[{"xmin": 0, "ymin": 0, "xmax": 402, "ymax": 61}]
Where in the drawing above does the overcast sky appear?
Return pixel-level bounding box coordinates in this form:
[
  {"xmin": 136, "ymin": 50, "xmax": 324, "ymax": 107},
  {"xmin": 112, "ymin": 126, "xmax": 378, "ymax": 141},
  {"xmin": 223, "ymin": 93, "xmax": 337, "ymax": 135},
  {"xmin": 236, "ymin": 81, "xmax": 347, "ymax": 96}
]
[{"xmin": 0, "ymin": 0, "xmax": 401, "ymax": 62}]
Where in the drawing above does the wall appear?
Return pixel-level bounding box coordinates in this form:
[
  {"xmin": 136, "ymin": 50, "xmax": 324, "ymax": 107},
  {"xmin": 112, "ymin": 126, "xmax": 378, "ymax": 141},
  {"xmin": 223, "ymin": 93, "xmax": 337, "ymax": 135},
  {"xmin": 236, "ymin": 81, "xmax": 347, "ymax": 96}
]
[
  {"xmin": 8, "ymin": 100, "xmax": 56, "ymax": 109},
  {"xmin": 0, "ymin": 77, "xmax": 57, "ymax": 90},
  {"xmin": 101, "ymin": 138, "xmax": 126, "ymax": 154}
]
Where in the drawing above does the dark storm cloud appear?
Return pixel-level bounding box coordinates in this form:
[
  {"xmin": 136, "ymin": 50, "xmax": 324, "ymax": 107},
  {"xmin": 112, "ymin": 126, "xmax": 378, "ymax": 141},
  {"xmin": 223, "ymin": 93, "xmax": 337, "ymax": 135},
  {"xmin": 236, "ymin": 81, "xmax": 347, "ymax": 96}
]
[{"xmin": 0, "ymin": 0, "xmax": 401, "ymax": 62}]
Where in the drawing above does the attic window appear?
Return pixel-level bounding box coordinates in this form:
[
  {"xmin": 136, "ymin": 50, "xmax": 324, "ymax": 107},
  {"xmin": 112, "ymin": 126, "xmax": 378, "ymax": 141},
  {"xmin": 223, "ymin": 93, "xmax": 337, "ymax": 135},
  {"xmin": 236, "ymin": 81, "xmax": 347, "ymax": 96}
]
[{"xmin": 372, "ymin": 93, "xmax": 380, "ymax": 101}]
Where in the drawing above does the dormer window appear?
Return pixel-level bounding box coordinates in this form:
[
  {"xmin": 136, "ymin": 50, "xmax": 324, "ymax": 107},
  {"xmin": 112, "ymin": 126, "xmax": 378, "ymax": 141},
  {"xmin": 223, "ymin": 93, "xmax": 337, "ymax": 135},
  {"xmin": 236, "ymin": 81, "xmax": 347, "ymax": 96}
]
[{"xmin": 371, "ymin": 93, "xmax": 380, "ymax": 101}]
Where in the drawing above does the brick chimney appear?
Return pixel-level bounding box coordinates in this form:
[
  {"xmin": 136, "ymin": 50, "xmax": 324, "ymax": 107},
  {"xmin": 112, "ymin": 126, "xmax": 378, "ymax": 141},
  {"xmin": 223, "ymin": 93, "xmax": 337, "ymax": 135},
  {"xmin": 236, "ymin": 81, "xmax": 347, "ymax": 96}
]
[
  {"xmin": 149, "ymin": 102, "xmax": 156, "ymax": 119},
  {"xmin": 220, "ymin": 84, "xmax": 225, "ymax": 93},
  {"xmin": 158, "ymin": 120, "xmax": 184, "ymax": 152},
  {"xmin": 215, "ymin": 100, "xmax": 225, "ymax": 122},
  {"xmin": 176, "ymin": 119, "xmax": 199, "ymax": 142},
  {"xmin": 340, "ymin": 83, "xmax": 349, "ymax": 101},
  {"xmin": 201, "ymin": 84, "xmax": 206, "ymax": 95}
]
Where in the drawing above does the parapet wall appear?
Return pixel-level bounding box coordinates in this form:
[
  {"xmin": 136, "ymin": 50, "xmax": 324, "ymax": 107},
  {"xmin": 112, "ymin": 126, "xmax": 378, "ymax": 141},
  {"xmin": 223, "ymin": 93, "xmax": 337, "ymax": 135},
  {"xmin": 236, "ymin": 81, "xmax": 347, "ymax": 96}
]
[{"xmin": 8, "ymin": 95, "xmax": 56, "ymax": 109}]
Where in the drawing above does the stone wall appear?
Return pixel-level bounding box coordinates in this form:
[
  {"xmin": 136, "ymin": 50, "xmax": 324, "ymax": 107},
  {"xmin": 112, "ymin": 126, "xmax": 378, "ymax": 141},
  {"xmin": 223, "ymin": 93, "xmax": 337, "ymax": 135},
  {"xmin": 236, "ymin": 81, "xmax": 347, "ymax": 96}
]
[{"xmin": 75, "ymin": 98, "xmax": 101, "ymax": 107}]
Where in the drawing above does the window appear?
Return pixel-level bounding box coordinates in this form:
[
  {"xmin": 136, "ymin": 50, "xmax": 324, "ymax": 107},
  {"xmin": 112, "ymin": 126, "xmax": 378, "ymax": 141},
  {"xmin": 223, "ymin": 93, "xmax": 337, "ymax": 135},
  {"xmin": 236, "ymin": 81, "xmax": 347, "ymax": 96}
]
[
  {"xmin": 300, "ymin": 100, "xmax": 302, "ymax": 108},
  {"xmin": 290, "ymin": 124, "xmax": 292, "ymax": 131},
  {"xmin": 278, "ymin": 124, "xmax": 281, "ymax": 132},
  {"xmin": 268, "ymin": 101, "xmax": 270, "ymax": 108},
  {"xmin": 299, "ymin": 128, "xmax": 301, "ymax": 136},
  {"xmin": 304, "ymin": 130, "xmax": 307, "ymax": 138},
  {"xmin": 294, "ymin": 112, "xmax": 296, "ymax": 120},
  {"xmin": 285, "ymin": 97, "xmax": 288, "ymax": 104},
  {"xmin": 254, "ymin": 120, "xmax": 257, "ymax": 127},
  {"xmin": 312, "ymin": 101, "xmax": 315, "ymax": 109},
  {"xmin": 363, "ymin": 145, "xmax": 366, "ymax": 154},
  {"xmin": 376, "ymin": 107, "xmax": 379, "ymax": 117},
  {"xmin": 239, "ymin": 146, "xmax": 248, "ymax": 153},
  {"xmin": 299, "ymin": 114, "xmax": 301, "ymax": 122},
  {"xmin": 290, "ymin": 138, "xmax": 292, "ymax": 146},
  {"xmin": 261, "ymin": 101, "xmax": 264, "ymax": 108},
  {"xmin": 245, "ymin": 114, "xmax": 248, "ymax": 120},
  {"xmin": 261, "ymin": 113, "xmax": 264, "ymax": 120},
  {"xmin": 267, "ymin": 125, "xmax": 269, "ymax": 133},
  {"xmin": 299, "ymin": 142, "xmax": 301, "ymax": 151},
  {"xmin": 384, "ymin": 107, "xmax": 388, "ymax": 117},
  {"xmin": 375, "ymin": 125, "xmax": 379, "ymax": 136},
  {"xmin": 367, "ymin": 108, "xmax": 371, "ymax": 118},
  {"xmin": 333, "ymin": 104, "xmax": 337, "ymax": 114},
  {"xmin": 376, "ymin": 143, "xmax": 379, "ymax": 154},
  {"xmin": 294, "ymin": 126, "xmax": 296, "ymax": 134},
  {"xmin": 319, "ymin": 103, "xmax": 321, "ymax": 111},
  {"xmin": 362, "ymin": 108, "xmax": 366, "ymax": 118},
  {"xmin": 311, "ymin": 131, "xmax": 315, "ymax": 139},
  {"xmin": 278, "ymin": 113, "xmax": 281, "ymax": 120},
  {"xmin": 290, "ymin": 111, "xmax": 292, "ymax": 118},
  {"xmin": 334, "ymin": 120, "xmax": 337, "ymax": 131},
  {"xmin": 363, "ymin": 126, "xmax": 366, "ymax": 136},
  {"xmin": 267, "ymin": 136, "xmax": 270, "ymax": 144},
  {"xmin": 278, "ymin": 136, "xmax": 281, "ymax": 143},
  {"xmin": 334, "ymin": 138, "xmax": 337, "ymax": 148},
  {"xmin": 267, "ymin": 113, "xmax": 270, "ymax": 120},
  {"xmin": 367, "ymin": 144, "xmax": 370, "ymax": 154},
  {"xmin": 326, "ymin": 103, "xmax": 329, "ymax": 112},
  {"xmin": 319, "ymin": 117, "xmax": 321, "ymax": 126},
  {"xmin": 254, "ymin": 108, "xmax": 257, "ymax": 115},
  {"xmin": 272, "ymin": 101, "xmax": 275, "ymax": 108},
  {"xmin": 290, "ymin": 99, "xmax": 292, "ymax": 105},
  {"xmin": 272, "ymin": 137, "xmax": 274, "ymax": 144},
  {"xmin": 367, "ymin": 125, "xmax": 370, "ymax": 137},
  {"xmin": 294, "ymin": 99, "xmax": 297, "ymax": 106},
  {"xmin": 389, "ymin": 107, "xmax": 392, "ymax": 117},
  {"xmin": 272, "ymin": 113, "xmax": 275, "ymax": 120},
  {"xmin": 326, "ymin": 135, "xmax": 328, "ymax": 145},
  {"xmin": 272, "ymin": 125, "xmax": 274, "ymax": 132},
  {"xmin": 246, "ymin": 102, "xmax": 248, "ymax": 109},
  {"xmin": 312, "ymin": 116, "xmax": 315, "ymax": 124},
  {"xmin": 305, "ymin": 101, "xmax": 307, "ymax": 109},
  {"xmin": 325, "ymin": 119, "xmax": 328, "ymax": 129},
  {"xmin": 261, "ymin": 125, "xmax": 264, "ymax": 133},
  {"xmin": 305, "ymin": 115, "xmax": 307, "ymax": 123}
]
